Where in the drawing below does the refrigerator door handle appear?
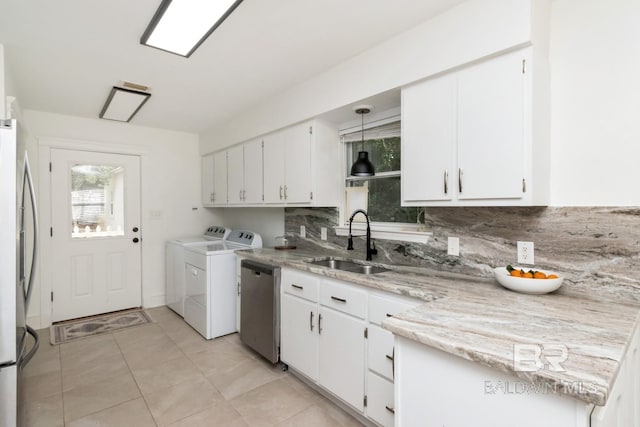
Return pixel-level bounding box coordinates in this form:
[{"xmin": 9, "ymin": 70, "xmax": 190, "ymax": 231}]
[
  {"xmin": 21, "ymin": 152, "xmax": 38, "ymax": 310},
  {"xmin": 19, "ymin": 326, "xmax": 39, "ymax": 369}
]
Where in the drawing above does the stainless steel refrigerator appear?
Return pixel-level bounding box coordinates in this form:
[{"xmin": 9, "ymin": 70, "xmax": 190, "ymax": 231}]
[{"xmin": 0, "ymin": 119, "xmax": 39, "ymax": 427}]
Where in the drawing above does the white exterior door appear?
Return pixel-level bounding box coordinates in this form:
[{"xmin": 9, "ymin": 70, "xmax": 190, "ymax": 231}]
[{"xmin": 50, "ymin": 149, "xmax": 141, "ymax": 322}]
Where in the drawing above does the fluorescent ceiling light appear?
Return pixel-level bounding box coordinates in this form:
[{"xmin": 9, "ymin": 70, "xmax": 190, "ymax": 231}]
[
  {"xmin": 99, "ymin": 87, "xmax": 151, "ymax": 122},
  {"xmin": 141, "ymin": 0, "xmax": 243, "ymax": 57}
]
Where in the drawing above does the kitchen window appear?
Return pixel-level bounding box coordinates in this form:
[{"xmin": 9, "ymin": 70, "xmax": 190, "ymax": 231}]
[{"xmin": 343, "ymin": 119, "xmax": 419, "ymax": 224}]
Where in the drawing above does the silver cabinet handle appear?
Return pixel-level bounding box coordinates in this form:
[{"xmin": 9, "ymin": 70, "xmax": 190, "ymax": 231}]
[
  {"xmin": 310, "ymin": 311, "xmax": 314, "ymax": 331},
  {"xmin": 331, "ymin": 296, "xmax": 347, "ymax": 303},
  {"xmin": 237, "ymin": 282, "xmax": 240, "ymax": 296},
  {"xmin": 318, "ymin": 313, "xmax": 322, "ymax": 335},
  {"xmin": 385, "ymin": 406, "xmax": 395, "ymax": 414},
  {"xmin": 458, "ymin": 168, "xmax": 463, "ymax": 193},
  {"xmin": 212, "ymin": 192, "xmax": 215, "ymax": 202},
  {"xmin": 239, "ymin": 190, "xmax": 243, "ymax": 201},
  {"xmin": 444, "ymin": 170, "xmax": 448, "ymax": 194},
  {"xmin": 291, "ymin": 284, "xmax": 303, "ymax": 290},
  {"xmin": 284, "ymin": 185, "xmax": 288, "ymax": 200},
  {"xmin": 242, "ymin": 190, "xmax": 246, "ymax": 201},
  {"xmin": 279, "ymin": 186, "xmax": 283, "ymax": 200}
]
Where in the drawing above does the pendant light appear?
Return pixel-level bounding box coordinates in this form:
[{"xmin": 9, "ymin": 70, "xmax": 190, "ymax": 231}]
[{"xmin": 350, "ymin": 106, "xmax": 375, "ymax": 177}]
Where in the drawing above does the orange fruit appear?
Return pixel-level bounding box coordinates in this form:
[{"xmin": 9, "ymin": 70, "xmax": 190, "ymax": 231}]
[
  {"xmin": 522, "ymin": 272, "xmax": 534, "ymax": 279},
  {"xmin": 510, "ymin": 270, "xmax": 523, "ymax": 277},
  {"xmin": 547, "ymin": 274, "xmax": 558, "ymax": 279},
  {"xmin": 533, "ymin": 271, "xmax": 547, "ymax": 279}
]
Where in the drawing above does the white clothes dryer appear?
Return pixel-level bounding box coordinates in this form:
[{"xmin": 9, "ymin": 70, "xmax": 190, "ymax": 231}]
[
  {"xmin": 183, "ymin": 230, "xmax": 262, "ymax": 339},
  {"xmin": 165, "ymin": 226, "xmax": 231, "ymax": 317}
]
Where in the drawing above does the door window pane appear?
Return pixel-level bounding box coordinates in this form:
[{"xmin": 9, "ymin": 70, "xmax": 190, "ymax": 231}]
[{"xmin": 70, "ymin": 164, "xmax": 124, "ymax": 238}]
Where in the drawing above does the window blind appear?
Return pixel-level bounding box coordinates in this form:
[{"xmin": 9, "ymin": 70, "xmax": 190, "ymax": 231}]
[{"xmin": 341, "ymin": 121, "xmax": 401, "ymax": 143}]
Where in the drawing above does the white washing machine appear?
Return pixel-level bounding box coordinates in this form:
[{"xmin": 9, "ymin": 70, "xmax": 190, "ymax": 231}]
[
  {"xmin": 183, "ymin": 230, "xmax": 262, "ymax": 339},
  {"xmin": 165, "ymin": 226, "xmax": 231, "ymax": 317}
]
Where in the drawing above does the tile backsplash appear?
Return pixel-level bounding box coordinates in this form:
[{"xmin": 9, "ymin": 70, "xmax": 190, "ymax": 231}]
[{"xmin": 285, "ymin": 206, "xmax": 640, "ymax": 303}]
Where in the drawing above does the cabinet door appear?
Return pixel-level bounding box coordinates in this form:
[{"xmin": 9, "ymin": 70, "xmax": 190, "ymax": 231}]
[
  {"xmin": 281, "ymin": 294, "xmax": 319, "ymax": 381},
  {"xmin": 201, "ymin": 154, "xmax": 215, "ymax": 206},
  {"xmin": 367, "ymin": 371, "xmax": 395, "ymax": 427},
  {"xmin": 263, "ymin": 133, "xmax": 286, "ymax": 204},
  {"xmin": 402, "ymin": 74, "xmax": 456, "ymax": 203},
  {"xmin": 457, "ymin": 50, "xmax": 526, "ymax": 200},
  {"xmin": 227, "ymin": 145, "xmax": 244, "ymax": 204},
  {"xmin": 243, "ymin": 139, "xmax": 263, "ymax": 204},
  {"xmin": 318, "ymin": 307, "xmax": 366, "ymax": 412},
  {"xmin": 368, "ymin": 325, "xmax": 395, "ymax": 381},
  {"xmin": 213, "ymin": 151, "xmax": 227, "ymax": 205},
  {"xmin": 283, "ymin": 123, "xmax": 312, "ymax": 203}
]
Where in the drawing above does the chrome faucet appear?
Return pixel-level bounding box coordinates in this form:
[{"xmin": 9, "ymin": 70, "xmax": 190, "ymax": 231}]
[{"xmin": 347, "ymin": 209, "xmax": 378, "ymax": 261}]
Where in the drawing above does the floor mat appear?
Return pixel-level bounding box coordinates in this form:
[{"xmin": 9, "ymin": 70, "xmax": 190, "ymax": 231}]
[{"xmin": 50, "ymin": 308, "xmax": 153, "ymax": 345}]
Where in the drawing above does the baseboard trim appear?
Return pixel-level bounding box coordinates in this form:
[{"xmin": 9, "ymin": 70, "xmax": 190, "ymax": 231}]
[{"xmin": 143, "ymin": 293, "xmax": 166, "ymax": 309}]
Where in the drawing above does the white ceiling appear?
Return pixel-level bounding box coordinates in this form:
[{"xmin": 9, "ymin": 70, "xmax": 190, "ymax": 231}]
[{"xmin": 0, "ymin": 0, "xmax": 463, "ymax": 134}]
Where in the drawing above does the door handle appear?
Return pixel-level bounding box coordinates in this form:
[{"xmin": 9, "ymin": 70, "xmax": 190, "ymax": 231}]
[{"xmin": 132, "ymin": 237, "xmax": 140, "ymax": 243}]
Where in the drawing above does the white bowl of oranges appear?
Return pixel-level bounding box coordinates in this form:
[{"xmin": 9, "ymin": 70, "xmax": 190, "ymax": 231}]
[{"xmin": 493, "ymin": 265, "xmax": 563, "ymax": 295}]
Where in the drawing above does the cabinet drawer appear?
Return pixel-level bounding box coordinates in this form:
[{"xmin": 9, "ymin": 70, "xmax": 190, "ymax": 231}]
[
  {"xmin": 282, "ymin": 269, "xmax": 319, "ymax": 302},
  {"xmin": 367, "ymin": 371, "xmax": 395, "ymax": 427},
  {"xmin": 320, "ymin": 279, "xmax": 367, "ymax": 319},
  {"xmin": 369, "ymin": 294, "xmax": 419, "ymax": 326},
  {"xmin": 368, "ymin": 324, "xmax": 395, "ymax": 381}
]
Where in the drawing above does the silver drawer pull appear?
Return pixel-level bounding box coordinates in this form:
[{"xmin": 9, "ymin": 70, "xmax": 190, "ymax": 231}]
[
  {"xmin": 385, "ymin": 406, "xmax": 395, "ymax": 414},
  {"xmin": 291, "ymin": 284, "xmax": 303, "ymax": 290},
  {"xmin": 331, "ymin": 296, "xmax": 347, "ymax": 303},
  {"xmin": 385, "ymin": 313, "xmax": 393, "ymax": 317},
  {"xmin": 310, "ymin": 311, "xmax": 314, "ymax": 331},
  {"xmin": 318, "ymin": 313, "xmax": 322, "ymax": 334},
  {"xmin": 385, "ymin": 354, "xmax": 394, "ymax": 362}
]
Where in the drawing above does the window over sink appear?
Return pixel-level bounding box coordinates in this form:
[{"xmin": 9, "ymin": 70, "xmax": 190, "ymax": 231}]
[{"xmin": 343, "ymin": 118, "xmax": 418, "ymax": 224}]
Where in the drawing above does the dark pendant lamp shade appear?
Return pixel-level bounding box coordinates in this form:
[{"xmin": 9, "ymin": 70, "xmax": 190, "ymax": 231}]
[
  {"xmin": 351, "ymin": 151, "xmax": 375, "ymax": 176},
  {"xmin": 350, "ymin": 106, "xmax": 375, "ymax": 177}
]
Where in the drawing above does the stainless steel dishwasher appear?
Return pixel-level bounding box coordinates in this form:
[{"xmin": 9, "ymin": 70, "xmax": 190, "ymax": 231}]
[{"xmin": 239, "ymin": 260, "xmax": 281, "ymax": 364}]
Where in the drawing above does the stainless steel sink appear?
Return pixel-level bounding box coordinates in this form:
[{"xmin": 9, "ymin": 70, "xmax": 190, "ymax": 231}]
[{"xmin": 307, "ymin": 257, "xmax": 389, "ymax": 275}]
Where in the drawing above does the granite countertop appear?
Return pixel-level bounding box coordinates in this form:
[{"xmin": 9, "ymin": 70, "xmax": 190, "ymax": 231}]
[{"xmin": 238, "ymin": 248, "xmax": 640, "ymax": 406}]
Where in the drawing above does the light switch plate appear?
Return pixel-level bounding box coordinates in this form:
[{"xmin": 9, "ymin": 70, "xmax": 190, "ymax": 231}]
[
  {"xmin": 517, "ymin": 241, "xmax": 534, "ymax": 265},
  {"xmin": 321, "ymin": 227, "xmax": 327, "ymax": 241},
  {"xmin": 300, "ymin": 225, "xmax": 306, "ymax": 238},
  {"xmin": 447, "ymin": 237, "xmax": 459, "ymax": 256}
]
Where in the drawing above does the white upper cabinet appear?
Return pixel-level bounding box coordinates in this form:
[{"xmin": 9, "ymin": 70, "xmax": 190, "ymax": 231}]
[
  {"xmin": 201, "ymin": 153, "xmax": 215, "ymax": 206},
  {"xmin": 402, "ymin": 73, "xmax": 456, "ymax": 203},
  {"xmin": 456, "ymin": 51, "xmax": 526, "ymax": 200},
  {"xmin": 243, "ymin": 139, "xmax": 263, "ymax": 204},
  {"xmin": 263, "ymin": 132, "xmax": 286, "ymax": 204},
  {"xmin": 212, "ymin": 151, "xmax": 227, "ymax": 205},
  {"xmin": 214, "ymin": 119, "xmax": 341, "ymax": 207},
  {"xmin": 227, "ymin": 144, "xmax": 244, "ymax": 204},
  {"xmin": 402, "ymin": 47, "xmax": 548, "ymax": 206}
]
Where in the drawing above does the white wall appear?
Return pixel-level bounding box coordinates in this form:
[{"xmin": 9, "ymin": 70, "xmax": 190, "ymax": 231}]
[
  {"xmin": 24, "ymin": 110, "xmax": 219, "ymax": 326},
  {"xmin": 549, "ymin": 0, "xmax": 640, "ymax": 206}
]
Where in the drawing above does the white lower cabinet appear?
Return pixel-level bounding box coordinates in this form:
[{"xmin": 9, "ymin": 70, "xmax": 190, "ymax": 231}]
[
  {"xmin": 279, "ymin": 268, "xmax": 420, "ymax": 426},
  {"xmin": 318, "ymin": 306, "xmax": 366, "ymax": 411},
  {"xmin": 281, "ymin": 293, "xmax": 319, "ymax": 381},
  {"xmin": 367, "ymin": 371, "xmax": 395, "ymax": 427}
]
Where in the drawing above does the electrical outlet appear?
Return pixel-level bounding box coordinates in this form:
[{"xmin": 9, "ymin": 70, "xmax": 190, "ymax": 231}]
[
  {"xmin": 300, "ymin": 225, "xmax": 306, "ymax": 238},
  {"xmin": 321, "ymin": 227, "xmax": 327, "ymax": 241},
  {"xmin": 517, "ymin": 241, "xmax": 535, "ymax": 265},
  {"xmin": 447, "ymin": 237, "xmax": 460, "ymax": 256}
]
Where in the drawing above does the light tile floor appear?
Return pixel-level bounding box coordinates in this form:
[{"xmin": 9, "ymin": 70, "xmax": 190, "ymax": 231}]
[{"xmin": 21, "ymin": 306, "xmax": 364, "ymax": 427}]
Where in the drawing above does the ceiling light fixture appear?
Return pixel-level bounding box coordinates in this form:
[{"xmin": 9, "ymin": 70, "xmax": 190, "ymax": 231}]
[
  {"xmin": 140, "ymin": 0, "xmax": 243, "ymax": 57},
  {"xmin": 99, "ymin": 86, "xmax": 151, "ymax": 122},
  {"xmin": 350, "ymin": 105, "xmax": 375, "ymax": 177}
]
